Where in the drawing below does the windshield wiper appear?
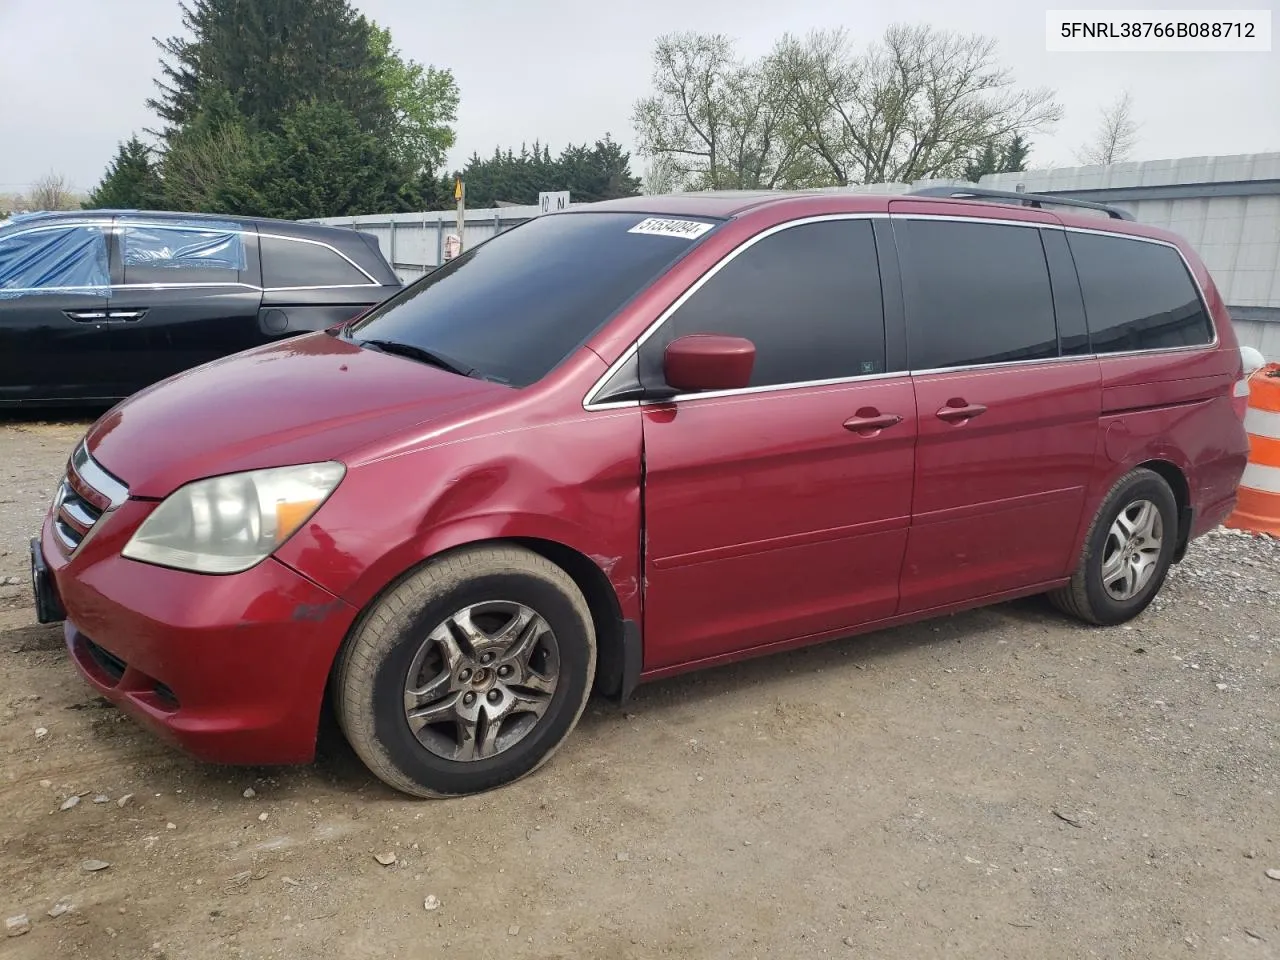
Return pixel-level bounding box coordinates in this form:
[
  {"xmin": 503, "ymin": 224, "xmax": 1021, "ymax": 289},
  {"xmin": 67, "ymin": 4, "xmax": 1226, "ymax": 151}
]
[{"xmin": 359, "ymin": 339, "xmax": 476, "ymax": 378}]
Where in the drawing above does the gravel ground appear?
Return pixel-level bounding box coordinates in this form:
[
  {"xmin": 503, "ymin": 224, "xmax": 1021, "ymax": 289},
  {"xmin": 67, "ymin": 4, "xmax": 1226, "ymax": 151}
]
[{"xmin": 1, "ymin": 418, "xmax": 1278, "ymax": 960}]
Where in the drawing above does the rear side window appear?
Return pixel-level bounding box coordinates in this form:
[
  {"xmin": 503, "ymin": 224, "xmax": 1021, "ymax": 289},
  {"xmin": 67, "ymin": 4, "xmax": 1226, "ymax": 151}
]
[
  {"xmin": 261, "ymin": 235, "xmax": 370, "ymax": 288},
  {"xmin": 121, "ymin": 222, "xmax": 245, "ymax": 285},
  {"xmin": 647, "ymin": 219, "xmax": 887, "ymax": 388},
  {"xmin": 1066, "ymin": 232, "xmax": 1213, "ymax": 353},
  {"xmin": 0, "ymin": 225, "xmax": 109, "ymax": 298},
  {"xmin": 897, "ymin": 219, "xmax": 1059, "ymax": 370}
]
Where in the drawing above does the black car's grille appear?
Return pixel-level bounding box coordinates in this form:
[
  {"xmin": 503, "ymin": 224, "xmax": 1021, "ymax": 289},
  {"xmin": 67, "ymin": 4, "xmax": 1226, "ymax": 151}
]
[{"xmin": 50, "ymin": 443, "xmax": 128, "ymax": 554}]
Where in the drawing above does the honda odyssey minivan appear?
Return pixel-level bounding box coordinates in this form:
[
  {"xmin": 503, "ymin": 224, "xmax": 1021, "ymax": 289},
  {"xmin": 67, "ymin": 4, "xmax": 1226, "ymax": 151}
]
[{"xmin": 32, "ymin": 188, "xmax": 1251, "ymax": 797}]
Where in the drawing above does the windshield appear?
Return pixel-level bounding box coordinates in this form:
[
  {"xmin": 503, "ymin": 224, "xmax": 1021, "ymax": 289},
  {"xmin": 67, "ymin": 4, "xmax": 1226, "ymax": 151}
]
[{"xmin": 347, "ymin": 211, "xmax": 719, "ymax": 387}]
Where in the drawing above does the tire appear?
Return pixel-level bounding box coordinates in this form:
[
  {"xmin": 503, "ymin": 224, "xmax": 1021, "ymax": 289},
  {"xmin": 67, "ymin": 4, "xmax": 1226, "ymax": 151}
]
[
  {"xmin": 1049, "ymin": 468, "xmax": 1178, "ymax": 626},
  {"xmin": 332, "ymin": 545, "xmax": 596, "ymax": 798}
]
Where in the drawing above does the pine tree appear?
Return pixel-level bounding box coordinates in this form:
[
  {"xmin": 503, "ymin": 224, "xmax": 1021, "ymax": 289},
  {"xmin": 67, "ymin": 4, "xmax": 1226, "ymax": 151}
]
[
  {"xmin": 446, "ymin": 136, "xmax": 643, "ymax": 209},
  {"xmin": 1002, "ymin": 134, "xmax": 1030, "ymax": 173},
  {"xmin": 238, "ymin": 100, "xmax": 410, "ymax": 220},
  {"xmin": 84, "ymin": 137, "xmax": 165, "ymax": 210},
  {"xmin": 963, "ymin": 135, "xmax": 1033, "ymax": 182},
  {"xmin": 147, "ymin": 0, "xmax": 392, "ymax": 140}
]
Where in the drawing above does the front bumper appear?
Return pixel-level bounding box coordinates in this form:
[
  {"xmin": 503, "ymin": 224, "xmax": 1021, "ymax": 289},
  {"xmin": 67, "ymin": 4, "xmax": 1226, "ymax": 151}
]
[{"xmin": 41, "ymin": 504, "xmax": 359, "ymax": 765}]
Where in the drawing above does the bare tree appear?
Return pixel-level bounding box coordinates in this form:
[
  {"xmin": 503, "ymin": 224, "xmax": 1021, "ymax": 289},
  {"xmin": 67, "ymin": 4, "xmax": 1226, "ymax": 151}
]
[
  {"xmin": 770, "ymin": 26, "xmax": 1062, "ymax": 185},
  {"xmin": 632, "ymin": 32, "xmax": 821, "ymax": 191},
  {"xmin": 642, "ymin": 154, "xmax": 682, "ymax": 195},
  {"xmin": 1077, "ymin": 91, "xmax": 1139, "ymax": 166},
  {"xmin": 28, "ymin": 172, "xmax": 77, "ymax": 211},
  {"xmin": 162, "ymin": 122, "xmax": 257, "ymax": 211}
]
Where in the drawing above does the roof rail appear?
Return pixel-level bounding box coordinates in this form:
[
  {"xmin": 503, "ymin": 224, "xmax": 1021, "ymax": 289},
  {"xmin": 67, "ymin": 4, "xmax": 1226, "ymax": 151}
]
[{"xmin": 907, "ymin": 185, "xmax": 1135, "ymax": 221}]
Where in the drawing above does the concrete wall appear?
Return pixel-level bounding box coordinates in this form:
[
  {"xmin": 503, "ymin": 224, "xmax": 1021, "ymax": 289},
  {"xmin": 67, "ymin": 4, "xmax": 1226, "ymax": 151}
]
[
  {"xmin": 308, "ymin": 152, "xmax": 1280, "ymax": 358},
  {"xmin": 309, "ymin": 206, "xmax": 542, "ymax": 281}
]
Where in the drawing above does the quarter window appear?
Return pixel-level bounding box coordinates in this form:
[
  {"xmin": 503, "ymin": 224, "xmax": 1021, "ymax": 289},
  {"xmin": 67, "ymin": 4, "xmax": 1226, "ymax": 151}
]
[
  {"xmin": 260, "ymin": 236, "xmax": 370, "ymax": 288},
  {"xmin": 646, "ymin": 219, "xmax": 888, "ymax": 390},
  {"xmin": 120, "ymin": 223, "xmax": 245, "ymax": 285},
  {"xmin": 1066, "ymin": 232, "xmax": 1213, "ymax": 352},
  {"xmin": 897, "ymin": 219, "xmax": 1059, "ymax": 370},
  {"xmin": 0, "ymin": 225, "xmax": 109, "ymax": 298}
]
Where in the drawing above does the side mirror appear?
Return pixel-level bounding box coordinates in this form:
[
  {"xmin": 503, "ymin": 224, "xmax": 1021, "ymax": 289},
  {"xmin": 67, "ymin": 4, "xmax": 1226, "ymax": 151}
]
[{"xmin": 663, "ymin": 334, "xmax": 756, "ymax": 394}]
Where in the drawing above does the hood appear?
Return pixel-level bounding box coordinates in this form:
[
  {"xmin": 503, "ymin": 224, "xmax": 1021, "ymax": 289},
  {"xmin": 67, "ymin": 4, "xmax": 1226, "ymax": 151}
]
[{"xmin": 87, "ymin": 333, "xmax": 510, "ymax": 497}]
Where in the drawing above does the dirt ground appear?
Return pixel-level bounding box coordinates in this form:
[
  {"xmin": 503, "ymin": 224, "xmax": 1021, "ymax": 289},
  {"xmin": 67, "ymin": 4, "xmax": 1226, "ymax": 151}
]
[{"xmin": 1, "ymin": 417, "xmax": 1277, "ymax": 960}]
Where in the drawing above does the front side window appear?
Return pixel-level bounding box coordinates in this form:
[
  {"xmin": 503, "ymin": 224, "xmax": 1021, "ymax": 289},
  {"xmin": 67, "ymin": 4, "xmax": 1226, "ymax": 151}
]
[
  {"xmin": 260, "ymin": 235, "xmax": 370, "ymax": 288},
  {"xmin": 1067, "ymin": 232, "xmax": 1213, "ymax": 353},
  {"xmin": 120, "ymin": 222, "xmax": 246, "ymax": 285},
  {"xmin": 348, "ymin": 212, "xmax": 719, "ymax": 387},
  {"xmin": 0, "ymin": 225, "xmax": 110, "ymax": 299},
  {"xmin": 642, "ymin": 218, "xmax": 888, "ymax": 389},
  {"xmin": 897, "ymin": 219, "xmax": 1059, "ymax": 370}
]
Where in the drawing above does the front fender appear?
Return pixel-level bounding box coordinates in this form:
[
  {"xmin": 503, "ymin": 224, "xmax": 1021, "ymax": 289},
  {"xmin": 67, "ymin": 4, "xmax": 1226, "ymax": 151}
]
[{"xmin": 272, "ymin": 410, "xmax": 643, "ymax": 620}]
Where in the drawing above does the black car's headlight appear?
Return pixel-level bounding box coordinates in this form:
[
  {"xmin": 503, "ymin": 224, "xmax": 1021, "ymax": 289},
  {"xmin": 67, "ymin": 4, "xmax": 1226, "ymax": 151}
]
[{"xmin": 121, "ymin": 462, "xmax": 345, "ymax": 574}]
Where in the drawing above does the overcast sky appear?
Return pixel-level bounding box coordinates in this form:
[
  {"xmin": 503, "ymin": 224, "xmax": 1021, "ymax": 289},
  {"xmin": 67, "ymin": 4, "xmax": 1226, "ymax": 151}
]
[{"xmin": 0, "ymin": 0, "xmax": 1275, "ymax": 195}]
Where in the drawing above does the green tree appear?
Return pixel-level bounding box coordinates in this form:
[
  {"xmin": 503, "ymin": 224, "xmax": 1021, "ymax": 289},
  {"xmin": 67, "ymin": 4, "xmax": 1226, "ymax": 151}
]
[
  {"xmin": 160, "ymin": 88, "xmax": 265, "ymax": 213},
  {"xmin": 235, "ymin": 100, "xmax": 412, "ymax": 220},
  {"xmin": 148, "ymin": 0, "xmax": 392, "ymax": 140},
  {"xmin": 452, "ymin": 143, "xmax": 554, "ymax": 207},
  {"xmin": 369, "ymin": 22, "xmax": 459, "ymax": 174},
  {"xmin": 129, "ymin": 0, "xmax": 460, "ymax": 218},
  {"xmin": 85, "ymin": 137, "xmax": 166, "ymax": 210},
  {"xmin": 555, "ymin": 135, "xmax": 643, "ymax": 202},
  {"xmin": 1002, "ymin": 134, "xmax": 1031, "ymax": 172},
  {"xmin": 447, "ymin": 137, "xmax": 642, "ymax": 209},
  {"xmin": 962, "ymin": 133, "xmax": 1033, "ymax": 182}
]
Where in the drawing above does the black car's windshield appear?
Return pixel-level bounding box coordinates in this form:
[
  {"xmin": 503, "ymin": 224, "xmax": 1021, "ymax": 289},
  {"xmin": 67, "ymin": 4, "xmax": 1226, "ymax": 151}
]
[{"xmin": 347, "ymin": 211, "xmax": 720, "ymax": 387}]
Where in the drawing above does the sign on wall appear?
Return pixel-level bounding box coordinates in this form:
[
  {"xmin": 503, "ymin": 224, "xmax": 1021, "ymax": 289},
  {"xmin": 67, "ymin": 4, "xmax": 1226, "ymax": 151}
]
[{"xmin": 538, "ymin": 191, "xmax": 570, "ymax": 215}]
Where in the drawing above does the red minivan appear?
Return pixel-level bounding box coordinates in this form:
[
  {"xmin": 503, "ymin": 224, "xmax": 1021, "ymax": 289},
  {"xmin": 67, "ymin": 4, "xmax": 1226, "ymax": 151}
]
[{"xmin": 32, "ymin": 188, "xmax": 1251, "ymax": 797}]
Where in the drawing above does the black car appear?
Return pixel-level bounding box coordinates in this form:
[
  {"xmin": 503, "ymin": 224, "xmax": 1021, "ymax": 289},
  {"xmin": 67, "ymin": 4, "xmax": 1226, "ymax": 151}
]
[{"xmin": 0, "ymin": 210, "xmax": 402, "ymax": 406}]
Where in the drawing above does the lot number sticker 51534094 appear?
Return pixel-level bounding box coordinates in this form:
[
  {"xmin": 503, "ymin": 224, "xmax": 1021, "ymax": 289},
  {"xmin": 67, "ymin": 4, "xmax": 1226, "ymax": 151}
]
[{"xmin": 627, "ymin": 218, "xmax": 715, "ymax": 240}]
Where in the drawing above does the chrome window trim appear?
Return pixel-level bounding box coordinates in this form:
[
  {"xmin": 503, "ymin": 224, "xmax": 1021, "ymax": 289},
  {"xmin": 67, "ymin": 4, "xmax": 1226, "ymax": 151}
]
[
  {"xmin": 0, "ymin": 285, "xmax": 110, "ymax": 296},
  {"xmin": 113, "ymin": 220, "xmax": 382, "ymax": 285},
  {"xmin": 581, "ymin": 210, "xmax": 1220, "ymax": 411},
  {"xmin": 255, "ymin": 230, "xmax": 380, "ymax": 284},
  {"xmin": 0, "ymin": 281, "xmax": 387, "ymax": 296},
  {"xmin": 2, "ymin": 219, "xmax": 383, "ymax": 292},
  {"xmin": 0, "ymin": 220, "xmax": 114, "ymax": 238},
  {"xmin": 582, "ymin": 213, "xmax": 889, "ymax": 411},
  {"xmin": 72, "ymin": 442, "xmax": 129, "ymax": 509},
  {"xmin": 260, "ymin": 282, "xmax": 387, "ymax": 292}
]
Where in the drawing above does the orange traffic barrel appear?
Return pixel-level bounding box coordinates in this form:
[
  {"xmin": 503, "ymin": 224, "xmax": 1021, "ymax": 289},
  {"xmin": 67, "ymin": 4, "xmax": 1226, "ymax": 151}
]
[{"xmin": 1226, "ymin": 362, "xmax": 1280, "ymax": 536}]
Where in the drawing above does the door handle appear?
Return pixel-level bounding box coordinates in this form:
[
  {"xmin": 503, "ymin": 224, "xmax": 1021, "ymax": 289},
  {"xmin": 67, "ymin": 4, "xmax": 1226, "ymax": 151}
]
[
  {"xmin": 935, "ymin": 401, "xmax": 988, "ymax": 423},
  {"xmin": 843, "ymin": 412, "xmax": 903, "ymax": 434},
  {"xmin": 106, "ymin": 309, "xmax": 146, "ymax": 321},
  {"xmin": 64, "ymin": 310, "xmax": 107, "ymax": 322}
]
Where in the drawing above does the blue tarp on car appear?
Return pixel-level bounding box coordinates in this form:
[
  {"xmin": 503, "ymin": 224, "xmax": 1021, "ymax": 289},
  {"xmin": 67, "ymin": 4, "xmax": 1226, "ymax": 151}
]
[
  {"xmin": 0, "ymin": 225, "xmax": 110, "ymax": 299},
  {"xmin": 121, "ymin": 222, "xmax": 246, "ymax": 273}
]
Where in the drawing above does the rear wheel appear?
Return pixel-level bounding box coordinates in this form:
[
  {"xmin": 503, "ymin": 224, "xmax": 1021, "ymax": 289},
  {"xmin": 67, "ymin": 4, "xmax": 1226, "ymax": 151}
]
[
  {"xmin": 333, "ymin": 545, "xmax": 596, "ymax": 798},
  {"xmin": 1049, "ymin": 468, "xmax": 1178, "ymax": 626}
]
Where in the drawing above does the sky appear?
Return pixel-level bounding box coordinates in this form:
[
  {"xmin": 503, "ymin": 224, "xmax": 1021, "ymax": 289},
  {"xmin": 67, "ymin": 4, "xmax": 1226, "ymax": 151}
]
[{"xmin": 0, "ymin": 0, "xmax": 1276, "ymax": 196}]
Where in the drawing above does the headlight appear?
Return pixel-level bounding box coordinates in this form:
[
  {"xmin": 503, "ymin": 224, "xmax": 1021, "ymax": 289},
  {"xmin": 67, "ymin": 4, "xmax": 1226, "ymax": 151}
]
[{"xmin": 121, "ymin": 462, "xmax": 345, "ymax": 574}]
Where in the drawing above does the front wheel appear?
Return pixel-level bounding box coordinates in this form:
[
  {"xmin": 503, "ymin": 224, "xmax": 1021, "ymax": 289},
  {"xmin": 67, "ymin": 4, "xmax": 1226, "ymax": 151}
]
[
  {"xmin": 1049, "ymin": 468, "xmax": 1178, "ymax": 626},
  {"xmin": 332, "ymin": 545, "xmax": 596, "ymax": 797}
]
